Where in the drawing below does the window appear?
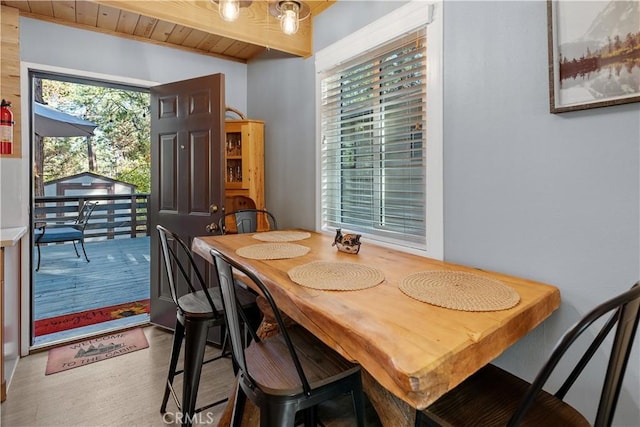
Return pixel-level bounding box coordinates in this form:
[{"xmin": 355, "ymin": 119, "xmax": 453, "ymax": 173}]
[{"xmin": 316, "ymin": 1, "xmax": 442, "ymax": 259}]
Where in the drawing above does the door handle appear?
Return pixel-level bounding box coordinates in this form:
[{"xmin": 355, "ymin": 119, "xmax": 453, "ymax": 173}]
[
  {"xmin": 209, "ymin": 204, "xmax": 219, "ymax": 213},
  {"xmin": 206, "ymin": 223, "xmax": 219, "ymax": 233}
]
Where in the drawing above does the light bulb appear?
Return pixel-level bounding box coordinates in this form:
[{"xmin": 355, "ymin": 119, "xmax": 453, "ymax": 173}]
[
  {"xmin": 279, "ymin": 1, "xmax": 300, "ymax": 35},
  {"xmin": 219, "ymin": 0, "xmax": 240, "ymax": 22}
]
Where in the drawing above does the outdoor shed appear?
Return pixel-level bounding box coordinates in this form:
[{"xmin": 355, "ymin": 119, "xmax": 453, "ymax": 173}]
[
  {"xmin": 40, "ymin": 172, "xmax": 145, "ymax": 240},
  {"xmin": 43, "ymin": 171, "xmax": 137, "ymax": 197}
]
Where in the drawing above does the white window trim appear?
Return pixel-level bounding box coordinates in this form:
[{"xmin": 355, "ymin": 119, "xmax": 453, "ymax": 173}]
[{"xmin": 314, "ymin": 0, "xmax": 443, "ymax": 260}]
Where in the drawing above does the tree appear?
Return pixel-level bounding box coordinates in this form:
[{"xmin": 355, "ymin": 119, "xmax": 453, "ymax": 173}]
[{"xmin": 38, "ymin": 79, "xmax": 151, "ymax": 192}]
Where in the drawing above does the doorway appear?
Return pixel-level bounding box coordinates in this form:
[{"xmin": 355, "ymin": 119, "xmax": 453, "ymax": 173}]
[{"xmin": 30, "ymin": 71, "xmax": 151, "ymax": 348}]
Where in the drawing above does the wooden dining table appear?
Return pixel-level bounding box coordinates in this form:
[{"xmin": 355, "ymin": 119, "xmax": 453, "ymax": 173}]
[{"xmin": 192, "ymin": 230, "xmax": 561, "ymax": 426}]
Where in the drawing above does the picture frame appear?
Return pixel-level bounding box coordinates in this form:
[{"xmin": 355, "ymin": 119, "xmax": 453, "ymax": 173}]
[{"xmin": 547, "ymin": 0, "xmax": 640, "ymax": 113}]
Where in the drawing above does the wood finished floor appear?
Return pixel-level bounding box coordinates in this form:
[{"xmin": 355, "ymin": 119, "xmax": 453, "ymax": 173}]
[{"xmin": 1, "ymin": 326, "xmax": 382, "ymax": 427}]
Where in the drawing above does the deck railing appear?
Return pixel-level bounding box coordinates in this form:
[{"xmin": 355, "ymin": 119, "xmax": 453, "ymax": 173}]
[{"xmin": 34, "ymin": 194, "xmax": 149, "ymax": 240}]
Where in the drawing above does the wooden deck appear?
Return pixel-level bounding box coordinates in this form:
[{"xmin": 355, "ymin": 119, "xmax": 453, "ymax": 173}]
[{"xmin": 33, "ymin": 236, "xmax": 150, "ymax": 346}]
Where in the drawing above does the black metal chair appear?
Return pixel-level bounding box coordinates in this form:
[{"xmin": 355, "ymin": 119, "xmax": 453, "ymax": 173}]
[
  {"xmin": 157, "ymin": 225, "xmax": 258, "ymax": 427},
  {"xmin": 34, "ymin": 201, "xmax": 97, "ymax": 271},
  {"xmin": 210, "ymin": 246, "xmax": 366, "ymax": 427},
  {"xmin": 218, "ymin": 209, "xmax": 277, "ymax": 234},
  {"xmin": 416, "ymin": 282, "xmax": 640, "ymax": 427}
]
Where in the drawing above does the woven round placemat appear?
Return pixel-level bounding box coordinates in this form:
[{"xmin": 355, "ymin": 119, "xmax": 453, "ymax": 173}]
[
  {"xmin": 288, "ymin": 261, "xmax": 385, "ymax": 291},
  {"xmin": 252, "ymin": 231, "xmax": 311, "ymax": 242},
  {"xmin": 400, "ymin": 270, "xmax": 520, "ymax": 312},
  {"xmin": 236, "ymin": 243, "xmax": 310, "ymax": 260}
]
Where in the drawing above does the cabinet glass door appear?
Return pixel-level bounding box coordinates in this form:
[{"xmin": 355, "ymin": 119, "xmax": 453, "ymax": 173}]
[{"xmin": 225, "ymin": 131, "xmax": 242, "ymax": 186}]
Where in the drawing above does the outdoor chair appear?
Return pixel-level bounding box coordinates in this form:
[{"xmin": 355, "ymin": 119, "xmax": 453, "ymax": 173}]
[
  {"xmin": 210, "ymin": 246, "xmax": 366, "ymax": 427},
  {"xmin": 34, "ymin": 201, "xmax": 97, "ymax": 271},
  {"xmin": 157, "ymin": 225, "xmax": 259, "ymax": 427},
  {"xmin": 218, "ymin": 209, "xmax": 277, "ymax": 234},
  {"xmin": 415, "ymin": 282, "xmax": 640, "ymax": 427}
]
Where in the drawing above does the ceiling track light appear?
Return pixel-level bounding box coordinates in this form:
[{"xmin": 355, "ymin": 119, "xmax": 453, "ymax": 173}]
[
  {"xmin": 269, "ymin": 0, "xmax": 311, "ymax": 35},
  {"xmin": 212, "ymin": 0, "xmax": 253, "ymax": 22}
]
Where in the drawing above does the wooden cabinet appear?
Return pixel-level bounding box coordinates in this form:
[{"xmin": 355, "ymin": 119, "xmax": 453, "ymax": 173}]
[{"xmin": 224, "ymin": 120, "xmax": 265, "ymax": 212}]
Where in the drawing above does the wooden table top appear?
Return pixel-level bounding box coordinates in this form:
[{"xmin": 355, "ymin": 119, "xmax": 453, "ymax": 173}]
[{"xmin": 192, "ymin": 230, "xmax": 560, "ymax": 410}]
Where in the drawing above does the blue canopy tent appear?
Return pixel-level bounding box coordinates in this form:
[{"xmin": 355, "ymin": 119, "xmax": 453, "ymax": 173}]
[{"xmin": 34, "ymin": 102, "xmax": 97, "ymax": 137}]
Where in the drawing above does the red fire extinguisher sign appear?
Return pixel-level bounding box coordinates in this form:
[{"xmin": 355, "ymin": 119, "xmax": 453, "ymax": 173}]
[{"xmin": 1, "ymin": 99, "xmax": 14, "ymax": 155}]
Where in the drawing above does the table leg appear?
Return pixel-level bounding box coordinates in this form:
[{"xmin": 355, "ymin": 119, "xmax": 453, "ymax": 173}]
[
  {"xmin": 216, "ymin": 391, "xmax": 235, "ymax": 426},
  {"xmin": 216, "ymin": 382, "xmax": 259, "ymax": 427},
  {"xmin": 362, "ymin": 370, "xmax": 416, "ymax": 426}
]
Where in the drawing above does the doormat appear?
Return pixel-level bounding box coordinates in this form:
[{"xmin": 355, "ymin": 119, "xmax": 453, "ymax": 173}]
[
  {"xmin": 45, "ymin": 328, "xmax": 149, "ymax": 375},
  {"xmin": 34, "ymin": 299, "xmax": 150, "ymax": 336}
]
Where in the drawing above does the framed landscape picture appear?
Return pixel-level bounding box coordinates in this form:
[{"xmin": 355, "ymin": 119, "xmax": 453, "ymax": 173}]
[{"xmin": 547, "ymin": 0, "xmax": 640, "ymax": 113}]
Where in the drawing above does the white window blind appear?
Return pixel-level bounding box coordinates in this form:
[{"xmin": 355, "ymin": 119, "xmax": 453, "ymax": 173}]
[{"xmin": 320, "ymin": 30, "xmax": 427, "ymax": 248}]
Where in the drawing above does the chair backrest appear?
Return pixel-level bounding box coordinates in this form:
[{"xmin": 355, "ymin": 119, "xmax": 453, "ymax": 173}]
[
  {"xmin": 509, "ymin": 282, "xmax": 640, "ymax": 427},
  {"xmin": 210, "ymin": 247, "xmax": 312, "ymax": 394},
  {"xmin": 74, "ymin": 201, "xmax": 97, "ymax": 231},
  {"xmin": 218, "ymin": 209, "xmax": 278, "ymax": 234},
  {"xmin": 226, "ymin": 195, "xmax": 256, "ymax": 212},
  {"xmin": 157, "ymin": 225, "xmax": 219, "ymax": 316}
]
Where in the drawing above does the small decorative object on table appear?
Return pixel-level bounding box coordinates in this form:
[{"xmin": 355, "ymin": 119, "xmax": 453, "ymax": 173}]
[{"xmin": 332, "ymin": 228, "xmax": 361, "ymax": 254}]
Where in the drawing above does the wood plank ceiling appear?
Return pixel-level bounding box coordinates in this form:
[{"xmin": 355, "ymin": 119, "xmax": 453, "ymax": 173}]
[{"xmin": 0, "ymin": 0, "xmax": 335, "ymax": 62}]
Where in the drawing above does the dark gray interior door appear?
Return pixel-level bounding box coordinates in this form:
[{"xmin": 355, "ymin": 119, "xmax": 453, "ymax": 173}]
[{"xmin": 149, "ymin": 74, "xmax": 225, "ymax": 334}]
